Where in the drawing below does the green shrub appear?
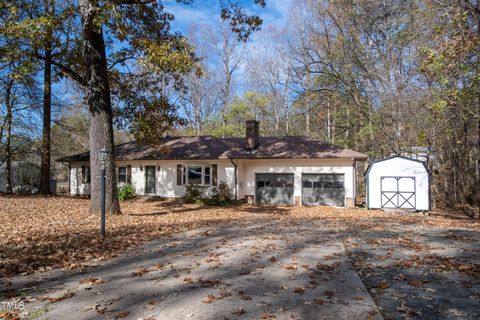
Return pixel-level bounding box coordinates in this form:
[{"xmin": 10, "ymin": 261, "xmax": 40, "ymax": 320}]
[
  {"xmin": 118, "ymin": 184, "xmax": 136, "ymax": 201},
  {"xmin": 210, "ymin": 181, "xmax": 232, "ymax": 207},
  {"xmin": 184, "ymin": 183, "xmax": 201, "ymax": 203}
]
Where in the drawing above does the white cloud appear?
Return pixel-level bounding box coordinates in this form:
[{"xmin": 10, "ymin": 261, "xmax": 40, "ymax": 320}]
[{"xmin": 163, "ymin": 1, "xmax": 218, "ymax": 32}]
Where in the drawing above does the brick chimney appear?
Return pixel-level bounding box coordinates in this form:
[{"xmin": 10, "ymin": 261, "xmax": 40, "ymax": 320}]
[{"xmin": 245, "ymin": 120, "xmax": 259, "ymax": 151}]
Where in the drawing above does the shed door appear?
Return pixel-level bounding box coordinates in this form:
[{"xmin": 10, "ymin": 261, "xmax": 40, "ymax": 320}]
[
  {"xmin": 381, "ymin": 176, "xmax": 415, "ymax": 209},
  {"xmin": 302, "ymin": 174, "xmax": 345, "ymax": 206},
  {"xmin": 255, "ymin": 173, "xmax": 294, "ymax": 205}
]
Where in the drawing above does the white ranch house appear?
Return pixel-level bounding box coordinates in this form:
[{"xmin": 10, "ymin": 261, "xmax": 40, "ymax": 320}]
[{"xmin": 59, "ymin": 121, "xmax": 368, "ymax": 207}]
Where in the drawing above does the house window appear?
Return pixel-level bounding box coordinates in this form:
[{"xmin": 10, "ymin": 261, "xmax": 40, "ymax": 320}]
[
  {"xmin": 182, "ymin": 165, "xmax": 212, "ymax": 186},
  {"xmin": 118, "ymin": 167, "xmax": 127, "ymax": 184},
  {"xmin": 188, "ymin": 166, "xmax": 202, "ymax": 185},
  {"xmin": 204, "ymin": 167, "xmax": 211, "ymax": 185}
]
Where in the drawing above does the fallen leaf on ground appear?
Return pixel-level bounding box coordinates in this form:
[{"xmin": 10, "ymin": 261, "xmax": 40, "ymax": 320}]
[
  {"xmin": 323, "ymin": 290, "xmax": 335, "ymax": 298},
  {"xmin": 40, "ymin": 291, "xmax": 75, "ymax": 303},
  {"xmin": 232, "ymin": 308, "xmax": 246, "ymax": 315},
  {"xmin": 199, "ymin": 279, "xmax": 224, "ymax": 287},
  {"xmin": 131, "ymin": 266, "xmax": 150, "ymax": 277},
  {"xmin": 202, "ymin": 294, "xmax": 216, "ymax": 304},
  {"xmin": 114, "ymin": 310, "xmax": 130, "ymax": 319},
  {"xmin": 294, "ymin": 287, "xmax": 305, "ymax": 295},
  {"xmin": 239, "ymin": 290, "xmax": 252, "ymax": 300},
  {"xmin": 316, "ymin": 263, "xmax": 335, "ymax": 271},
  {"xmin": 80, "ymin": 277, "xmax": 105, "ymax": 285},
  {"xmin": 95, "ymin": 305, "xmax": 107, "ymax": 314},
  {"xmin": 408, "ymin": 279, "xmax": 424, "ymax": 287},
  {"xmin": 283, "ymin": 264, "xmax": 297, "ymax": 270},
  {"xmin": 219, "ymin": 290, "xmax": 232, "ymax": 298},
  {"xmin": 368, "ymin": 310, "xmax": 379, "ymax": 320},
  {"xmin": 144, "ymin": 300, "xmax": 159, "ymax": 310},
  {"xmin": 0, "ymin": 310, "xmax": 20, "ymax": 320},
  {"xmin": 152, "ymin": 263, "xmax": 164, "ymax": 270},
  {"xmin": 374, "ymin": 282, "xmax": 390, "ymax": 290}
]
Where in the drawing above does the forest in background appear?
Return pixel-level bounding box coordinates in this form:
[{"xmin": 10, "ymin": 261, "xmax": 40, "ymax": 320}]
[{"xmin": 1, "ymin": 0, "xmax": 479, "ymax": 208}]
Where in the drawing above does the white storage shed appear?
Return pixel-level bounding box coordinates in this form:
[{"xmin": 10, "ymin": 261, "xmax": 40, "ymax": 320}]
[{"xmin": 365, "ymin": 156, "xmax": 431, "ymax": 211}]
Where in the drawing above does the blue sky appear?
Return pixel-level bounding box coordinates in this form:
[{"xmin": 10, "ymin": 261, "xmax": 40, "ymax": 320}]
[
  {"xmin": 163, "ymin": 0, "xmax": 292, "ymax": 93},
  {"xmin": 163, "ymin": 0, "xmax": 291, "ymax": 33},
  {"xmin": 39, "ymin": 1, "xmax": 294, "ymax": 140}
]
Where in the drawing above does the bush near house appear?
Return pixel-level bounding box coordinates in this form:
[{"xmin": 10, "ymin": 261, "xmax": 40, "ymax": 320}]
[
  {"xmin": 118, "ymin": 184, "xmax": 136, "ymax": 201},
  {"xmin": 183, "ymin": 184, "xmax": 201, "ymax": 204},
  {"xmin": 210, "ymin": 181, "xmax": 232, "ymax": 207},
  {"xmin": 183, "ymin": 182, "xmax": 233, "ymax": 206},
  {"xmin": 13, "ymin": 185, "xmax": 39, "ymax": 195}
]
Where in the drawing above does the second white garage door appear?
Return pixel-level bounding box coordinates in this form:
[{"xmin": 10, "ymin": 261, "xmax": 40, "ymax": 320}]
[{"xmin": 302, "ymin": 174, "xmax": 345, "ymax": 206}]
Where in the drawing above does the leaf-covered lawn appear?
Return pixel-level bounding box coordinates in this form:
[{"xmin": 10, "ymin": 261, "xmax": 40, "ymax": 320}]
[
  {"xmin": 0, "ymin": 195, "xmax": 479, "ymax": 319},
  {"xmin": 0, "ymin": 195, "xmax": 478, "ymax": 280}
]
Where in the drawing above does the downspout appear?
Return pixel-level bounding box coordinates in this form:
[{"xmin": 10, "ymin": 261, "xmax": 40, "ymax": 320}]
[
  {"xmin": 230, "ymin": 158, "xmax": 238, "ymax": 201},
  {"xmin": 365, "ymin": 161, "xmax": 370, "ymax": 209},
  {"xmin": 352, "ymin": 158, "xmax": 356, "ymax": 207}
]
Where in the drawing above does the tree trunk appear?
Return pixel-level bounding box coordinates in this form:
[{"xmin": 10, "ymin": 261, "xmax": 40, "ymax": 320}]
[
  {"xmin": 5, "ymin": 79, "xmax": 13, "ymax": 194},
  {"xmin": 221, "ymin": 75, "xmax": 230, "ymax": 138},
  {"xmin": 476, "ymin": 96, "xmax": 480, "ymax": 216},
  {"xmin": 327, "ymin": 98, "xmax": 331, "ymax": 142},
  {"xmin": 79, "ymin": 0, "xmax": 120, "ymax": 214},
  {"xmin": 305, "ymin": 108, "xmax": 310, "ymax": 136},
  {"xmin": 39, "ymin": 5, "xmax": 53, "ymax": 194}
]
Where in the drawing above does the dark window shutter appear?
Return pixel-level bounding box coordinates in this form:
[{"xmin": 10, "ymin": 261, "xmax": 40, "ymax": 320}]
[
  {"xmin": 127, "ymin": 165, "xmax": 132, "ymax": 184},
  {"xmin": 81, "ymin": 165, "xmax": 86, "ymax": 183},
  {"xmin": 212, "ymin": 164, "xmax": 218, "ymax": 186},
  {"xmin": 176, "ymin": 164, "xmax": 182, "ymax": 185}
]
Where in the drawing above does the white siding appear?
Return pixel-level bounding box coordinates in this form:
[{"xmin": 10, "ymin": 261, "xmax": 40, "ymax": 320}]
[
  {"xmin": 237, "ymin": 162, "xmax": 246, "ymax": 199},
  {"xmin": 70, "ymin": 162, "xmax": 90, "ymax": 195},
  {"xmin": 71, "ymin": 160, "xmax": 236, "ymax": 198},
  {"xmin": 241, "ymin": 159, "xmax": 355, "ymax": 204},
  {"xmin": 68, "ymin": 158, "xmax": 357, "ymax": 206},
  {"xmin": 366, "ymin": 157, "xmax": 430, "ymax": 210}
]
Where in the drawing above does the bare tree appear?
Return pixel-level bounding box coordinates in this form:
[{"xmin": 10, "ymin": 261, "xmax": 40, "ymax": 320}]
[
  {"xmin": 247, "ymin": 25, "xmax": 293, "ymax": 136},
  {"xmin": 203, "ymin": 21, "xmax": 246, "ymax": 137}
]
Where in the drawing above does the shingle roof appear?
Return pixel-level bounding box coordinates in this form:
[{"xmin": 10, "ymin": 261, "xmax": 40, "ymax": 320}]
[{"xmin": 57, "ymin": 135, "xmax": 368, "ymax": 162}]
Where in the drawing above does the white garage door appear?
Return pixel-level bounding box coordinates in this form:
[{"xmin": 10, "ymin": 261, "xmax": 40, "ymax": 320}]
[
  {"xmin": 255, "ymin": 173, "xmax": 294, "ymax": 205},
  {"xmin": 381, "ymin": 176, "xmax": 416, "ymax": 209},
  {"xmin": 302, "ymin": 174, "xmax": 345, "ymax": 206}
]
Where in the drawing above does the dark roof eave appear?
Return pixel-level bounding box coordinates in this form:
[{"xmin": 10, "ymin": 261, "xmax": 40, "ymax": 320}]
[
  {"xmin": 56, "ymin": 137, "xmax": 369, "ymax": 162},
  {"xmin": 59, "ymin": 155, "xmax": 368, "ymax": 162}
]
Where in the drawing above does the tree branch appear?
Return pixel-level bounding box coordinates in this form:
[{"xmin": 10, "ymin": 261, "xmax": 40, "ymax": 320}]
[
  {"xmin": 34, "ymin": 51, "xmax": 86, "ymax": 86},
  {"xmin": 110, "ymin": 0, "xmax": 156, "ymax": 5}
]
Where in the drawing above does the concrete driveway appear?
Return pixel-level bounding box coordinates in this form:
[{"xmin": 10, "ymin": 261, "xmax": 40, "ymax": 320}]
[{"xmin": 2, "ymin": 220, "xmax": 382, "ymax": 320}]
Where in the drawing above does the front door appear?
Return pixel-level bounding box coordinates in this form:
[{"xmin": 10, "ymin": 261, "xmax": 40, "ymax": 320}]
[{"xmin": 145, "ymin": 166, "xmax": 156, "ymax": 194}]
